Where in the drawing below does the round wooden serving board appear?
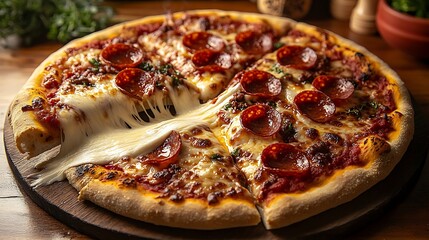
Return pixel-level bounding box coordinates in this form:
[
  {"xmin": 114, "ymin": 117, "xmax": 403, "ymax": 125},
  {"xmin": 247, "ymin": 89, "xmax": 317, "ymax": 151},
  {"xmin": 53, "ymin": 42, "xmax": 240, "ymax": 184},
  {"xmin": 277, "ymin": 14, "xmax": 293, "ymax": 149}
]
[{"xmin": 4, "ymin": 105, "xmax": 427, "ymax": 239}]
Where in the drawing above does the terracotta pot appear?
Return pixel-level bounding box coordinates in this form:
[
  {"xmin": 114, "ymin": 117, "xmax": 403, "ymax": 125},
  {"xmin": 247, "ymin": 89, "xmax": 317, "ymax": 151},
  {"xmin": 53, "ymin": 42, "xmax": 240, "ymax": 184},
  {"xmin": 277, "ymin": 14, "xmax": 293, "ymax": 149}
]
[{"xmin": 376, "ymin": 0, "xmax": 429, "ymax": 58}]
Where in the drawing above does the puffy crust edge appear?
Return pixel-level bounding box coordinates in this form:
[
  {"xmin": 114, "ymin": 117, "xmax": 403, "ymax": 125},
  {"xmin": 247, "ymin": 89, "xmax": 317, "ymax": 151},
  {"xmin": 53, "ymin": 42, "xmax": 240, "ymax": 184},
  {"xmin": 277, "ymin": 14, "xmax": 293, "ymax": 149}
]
[
  {"xmin": 260, "ymin": 22, "xmax": 415, "ymax": 229},
  {"xmin": 9, "ymin": 72, "xmax": 61, "ymax": 158},
  {"xmin": 64, "ymin": 167, "xmax": 261, "ymax": 230}
]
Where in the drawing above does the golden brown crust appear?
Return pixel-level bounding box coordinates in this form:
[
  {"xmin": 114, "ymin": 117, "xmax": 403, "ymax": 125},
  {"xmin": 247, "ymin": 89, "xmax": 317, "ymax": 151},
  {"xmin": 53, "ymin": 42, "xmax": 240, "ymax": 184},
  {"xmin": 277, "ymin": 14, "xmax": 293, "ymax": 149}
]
[
  {"xmin": 65, "ymin": 166, "xmax": 260, "ymax": 230},
  {"xmin": 10, "ymin": 82, "xmax": 60, "ymax": 158}
]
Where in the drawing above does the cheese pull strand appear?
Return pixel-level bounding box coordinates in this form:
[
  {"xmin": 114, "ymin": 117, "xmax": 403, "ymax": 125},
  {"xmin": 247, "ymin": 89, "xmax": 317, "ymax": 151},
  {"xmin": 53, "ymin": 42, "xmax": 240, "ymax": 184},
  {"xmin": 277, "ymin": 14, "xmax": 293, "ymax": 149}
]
[{"xmin": 30, "ymin": 82, "xmax": 239, "ymax": 187}]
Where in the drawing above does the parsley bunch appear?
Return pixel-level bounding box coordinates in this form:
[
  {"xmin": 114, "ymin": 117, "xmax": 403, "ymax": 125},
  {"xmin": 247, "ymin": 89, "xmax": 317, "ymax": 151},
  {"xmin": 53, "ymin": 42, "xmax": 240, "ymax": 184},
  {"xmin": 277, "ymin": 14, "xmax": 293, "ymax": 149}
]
[
  {"xmin": 0, "ymin": 0, "xmax": 114, "ymax": 47},
  {"xmin": 390, "ymin": 0, "xmax": 429, "ymax": 18}
]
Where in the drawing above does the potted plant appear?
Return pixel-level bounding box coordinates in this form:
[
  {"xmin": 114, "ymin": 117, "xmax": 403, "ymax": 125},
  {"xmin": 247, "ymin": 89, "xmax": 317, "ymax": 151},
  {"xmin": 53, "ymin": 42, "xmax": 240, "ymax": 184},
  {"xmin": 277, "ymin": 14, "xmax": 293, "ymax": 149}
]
[
  {"xmin": 376, "ymin": 0, "xmax": 429, "ymax": 58},
  {"xmin": 0, "ymin": 0, "xmax": 113, "ymax": 49}
]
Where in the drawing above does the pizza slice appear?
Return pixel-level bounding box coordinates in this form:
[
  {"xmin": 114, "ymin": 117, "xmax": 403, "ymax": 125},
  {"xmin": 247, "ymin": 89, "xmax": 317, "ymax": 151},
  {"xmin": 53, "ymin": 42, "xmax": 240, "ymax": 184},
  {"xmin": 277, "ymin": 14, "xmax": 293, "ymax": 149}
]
[{"xmin": 64, "ymin": 126, "xmax": 260, "ymax": 229}]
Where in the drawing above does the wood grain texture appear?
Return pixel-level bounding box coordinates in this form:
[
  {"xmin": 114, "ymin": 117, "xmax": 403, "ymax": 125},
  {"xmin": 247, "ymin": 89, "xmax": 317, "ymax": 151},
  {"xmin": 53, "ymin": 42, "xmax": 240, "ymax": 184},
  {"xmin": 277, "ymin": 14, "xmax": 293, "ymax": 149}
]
[{"xmin": 1, "ymin": 1, "xmax": 429, "ymax": 239}]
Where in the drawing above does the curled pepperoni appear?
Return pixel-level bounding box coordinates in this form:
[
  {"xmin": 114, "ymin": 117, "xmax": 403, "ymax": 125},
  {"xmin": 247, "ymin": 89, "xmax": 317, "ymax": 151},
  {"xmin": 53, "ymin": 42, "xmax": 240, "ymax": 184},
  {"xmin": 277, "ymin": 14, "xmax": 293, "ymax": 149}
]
[
  {"xmin": 240, "ymin": 70, "xmax": 282, "ymax": 97},
  {"xmin": 192, "ymin": 49, "xmax": 232, "ymax": 71},
  {"xmin": 240, "ymin": 104, "xmax": 282, "ymax": 137},
  {"xmin": 294, "ymin": 90, "xmax": 336, "ymax": 123},
  {"xmin": 276, "ymin": 45, "xmax": 317, "ymax": 70},
  {"xmin": 115, "ymin": 68, "xmax": 156, "ymax": 100},
  {"xmin": 312, "ymin": 75, "xmax": 354, "ymax": 100},
  {"xmin": 235, "ymin": 30, "xmax": 273, "ymax": 55},
  {"xmin": 139, "ymin": 131, "xmax": 182, "ymax": 169},
  {"xmin": 182, "ymin": 32, "xmax": 225, "ymax": 51},
  {"xmin": 261, "ymin": 143, "xmax": 310, "ymax": 177},
  {"xmin": 101, "ymin": 43, "xmax": 144, "ymax": 69}
]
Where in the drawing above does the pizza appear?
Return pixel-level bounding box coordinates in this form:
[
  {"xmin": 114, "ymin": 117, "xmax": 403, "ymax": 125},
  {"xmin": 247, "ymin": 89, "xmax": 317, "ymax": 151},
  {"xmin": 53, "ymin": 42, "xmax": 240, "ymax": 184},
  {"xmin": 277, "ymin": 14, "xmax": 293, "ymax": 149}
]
[{"xmin": 8, "ymin": 10, "xmax": 414, "ymax": 230}]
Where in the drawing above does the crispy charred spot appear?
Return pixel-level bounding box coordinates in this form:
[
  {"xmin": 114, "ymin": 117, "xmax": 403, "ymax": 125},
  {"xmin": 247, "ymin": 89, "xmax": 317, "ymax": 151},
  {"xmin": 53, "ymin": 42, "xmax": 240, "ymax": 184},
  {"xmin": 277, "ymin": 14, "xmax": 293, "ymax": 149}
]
[
  {"xmin": 105, "ymin": 171, "xmax": 118, "ymax": 180},
  {"xmin": 151, "ymin": 164, "xmax": 181, "ymax": 183},
  {"xmin": 305, "ymin": 128, "xmax": 319, "ymax": 139},
  {"xmin": 32, "ymin": 98, "xmax": 45, "ymax": 110},
  {"xmin": 190, "ymin": 137, "xmax": 212, "ymax": 148},
  {"xmin": 322, "ymin": 133, "xmax": 342, "ymax": 145},
  {"xmin": 21, "ymin": 104, "xmax": 33, "ymax": 112},
  {"xmin": 153, "ymin": 169, "xmax": 172, "ymax": 180},
  {"xmin": 42, "ymin": 75, "xmax": 60, "ymax": 89},
  {"xmin": 225, "ymin": 188, "xmax": 238, "ymax": 197},
  {"xmin": 355, "ymin": 52, "xmax": 364, "ymax": 58},
  {"xmin": 306, "ymin": 141, "xmax": 332, "ymax": 168},
  {"xmin": 75, "ymin": 164, "xmax": 93, "ymax": 177},
  {"xmin": 207, "ymin": 192, "xmax": 222, "ymax": 205},
  {"xmin": 169, "ymin": 193, "xmax": 184, "ymax": 202},
  {"xmin": 190, "ymin": 127, "xmax": 203, "ymax": 135},
  {"xmin": 120, "ymin": 177, "xmax": 137, "ymax": 188},
  {"xmin": 89, "ymin": 169, "xmax": 97, "ymax": 175},
  {"xmin": 217, "ymin": 110, "xmax": 231, "ymax": 124},
  {"xmin": 279, "ymin": 113, "xmax": 296, "ymax": 143},
  {"xmin": 370, "ymin": 115, "xmax": 394, "ymax": 138},
  {"xmin": 224, "ymin": 92, "xmax": 248, "ymax": 113},
  {"xmin": 199, "ymin": 17, "xmax": 211, "ymax": 30}
]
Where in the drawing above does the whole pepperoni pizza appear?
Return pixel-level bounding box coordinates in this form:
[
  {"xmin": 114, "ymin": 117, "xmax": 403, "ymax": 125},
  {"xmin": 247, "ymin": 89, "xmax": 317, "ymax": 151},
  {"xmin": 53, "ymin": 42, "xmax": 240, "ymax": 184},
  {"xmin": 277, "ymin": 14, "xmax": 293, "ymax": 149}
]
[{"xmin": 8, "ymin": 10, "xmax": 414, "ymax": 230}]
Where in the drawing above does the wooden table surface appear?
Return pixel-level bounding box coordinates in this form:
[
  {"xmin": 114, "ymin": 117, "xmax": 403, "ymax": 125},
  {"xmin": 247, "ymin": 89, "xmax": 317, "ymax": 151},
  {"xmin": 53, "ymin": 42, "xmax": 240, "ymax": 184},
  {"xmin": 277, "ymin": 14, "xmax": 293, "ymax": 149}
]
[{"xmin": 1, "ymin": 1, "xmax": 428, "ymax": 239}]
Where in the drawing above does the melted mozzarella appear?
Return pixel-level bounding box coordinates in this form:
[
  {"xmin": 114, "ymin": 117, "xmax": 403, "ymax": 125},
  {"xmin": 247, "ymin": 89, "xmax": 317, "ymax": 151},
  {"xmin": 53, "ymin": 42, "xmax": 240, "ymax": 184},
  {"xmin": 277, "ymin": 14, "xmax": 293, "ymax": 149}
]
[{"xmin": 31, "ymin": 82, "xmax": 240, "ymax": 187}]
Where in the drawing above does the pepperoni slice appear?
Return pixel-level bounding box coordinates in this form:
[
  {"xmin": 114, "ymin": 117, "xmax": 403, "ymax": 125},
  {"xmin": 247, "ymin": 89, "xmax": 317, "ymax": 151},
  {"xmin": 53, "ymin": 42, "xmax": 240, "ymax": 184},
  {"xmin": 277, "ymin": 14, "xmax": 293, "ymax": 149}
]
[
  {"xmin": 276, "ymin": 45, "xmax": 317, "ymax": 70},
  {"xmin": 312, "ymin": 75, "xmax": 354, "ymax": 100},
  {"xmin": 101, "ymin": 43, "xmax": 144, "ymax": 69},
  {"xmin": 240, "ymin": 104, "xmax": 282, "ymax": 137},
  {"xmin": 192, "ymin": 49, "xmax": 232, "ymax": 71},
  {"xmin": 115, "ymin": 68, "xmax": 156, "ymax": 100},
  {"xmin": 139, "ymin": 131, "xmax": 182, "ymax": 169},
  {"xmin": 294, "ymin": 90, "xmax": 335, "ymax": 123},
  {"xmin": 235, "ymin": 30, "xmax": 273, "ymax": 55},
  {"xmin": 182, "ymin": 32, "xmax": 225, "ymax": 51},
  {"xmin": 261, "ymin": 143, "xmax": 310, "ymax": 177},
  {"xmin": 240, "ymin": 70, "xmax": 282, "ymax": 97}
]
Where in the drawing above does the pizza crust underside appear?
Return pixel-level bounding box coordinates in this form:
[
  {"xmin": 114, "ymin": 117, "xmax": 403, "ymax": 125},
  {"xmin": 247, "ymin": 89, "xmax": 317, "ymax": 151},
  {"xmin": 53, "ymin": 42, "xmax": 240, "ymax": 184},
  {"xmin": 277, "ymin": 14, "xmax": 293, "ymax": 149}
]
[{"xmin": 10, "ymin": 10, "xmax": 414, "ymax": 230}]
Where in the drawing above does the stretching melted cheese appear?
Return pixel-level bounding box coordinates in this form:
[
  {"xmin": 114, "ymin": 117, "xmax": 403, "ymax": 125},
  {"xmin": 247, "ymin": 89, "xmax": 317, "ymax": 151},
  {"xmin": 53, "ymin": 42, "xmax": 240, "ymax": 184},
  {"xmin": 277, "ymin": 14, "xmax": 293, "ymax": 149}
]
[{"xmin": 30, "ymin": 82, "xmax": 239, "ymax": 187}]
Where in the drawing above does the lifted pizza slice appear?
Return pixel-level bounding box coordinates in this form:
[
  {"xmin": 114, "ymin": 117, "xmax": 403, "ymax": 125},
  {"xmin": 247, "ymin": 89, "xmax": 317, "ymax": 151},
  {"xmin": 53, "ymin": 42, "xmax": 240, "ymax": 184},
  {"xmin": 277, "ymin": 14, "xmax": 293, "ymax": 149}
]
[{"xmin": 65, "ymin": 126, "xmax": 260, "ymax": 229}]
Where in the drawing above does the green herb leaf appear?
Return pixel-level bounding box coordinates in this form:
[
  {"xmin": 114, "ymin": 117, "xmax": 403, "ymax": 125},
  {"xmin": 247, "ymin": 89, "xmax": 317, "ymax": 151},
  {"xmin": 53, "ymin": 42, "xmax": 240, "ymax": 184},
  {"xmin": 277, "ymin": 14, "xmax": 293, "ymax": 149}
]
[
  {"xmin": 223, "ymin": 103, "xmax": 232, "ymax": 110},
  {"xmin": 231, "ymin": 148, "xmax": 241, "ymax": 158},
  {"xmin": 210, "ymin": 153, "xmax": 223, "ymax": 161},
  {"xmin": 270, "ymin": 64, "xmax": 285, "ymax": 75},
  {"xmin": 273, "ymin": 42, "xmax": 284, "ymax": 50},
  {"xmin": 159, "ymin": 63, "xmax": 173, "ymax": 75},
  {"xmin": 368, "ymin": 101, "xmax": 379, "ymax": 109},
  {"xmin": 346, "ymin": 107, "xmax": 361, "ymax": 118},
  {"xmin": 89, "ymin": 58, "xmax": 100, "ymax": 67},
  {"xmin": 171, "ymin": 76, "xmax": 182, "ymax": 87},
  {"xmin": 139, "ymin": 61, "xmax": 153, "ymax": 71},
  {"xmin": 268, "ymin": 101, "xmax": 277, "ymax": 108}
]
